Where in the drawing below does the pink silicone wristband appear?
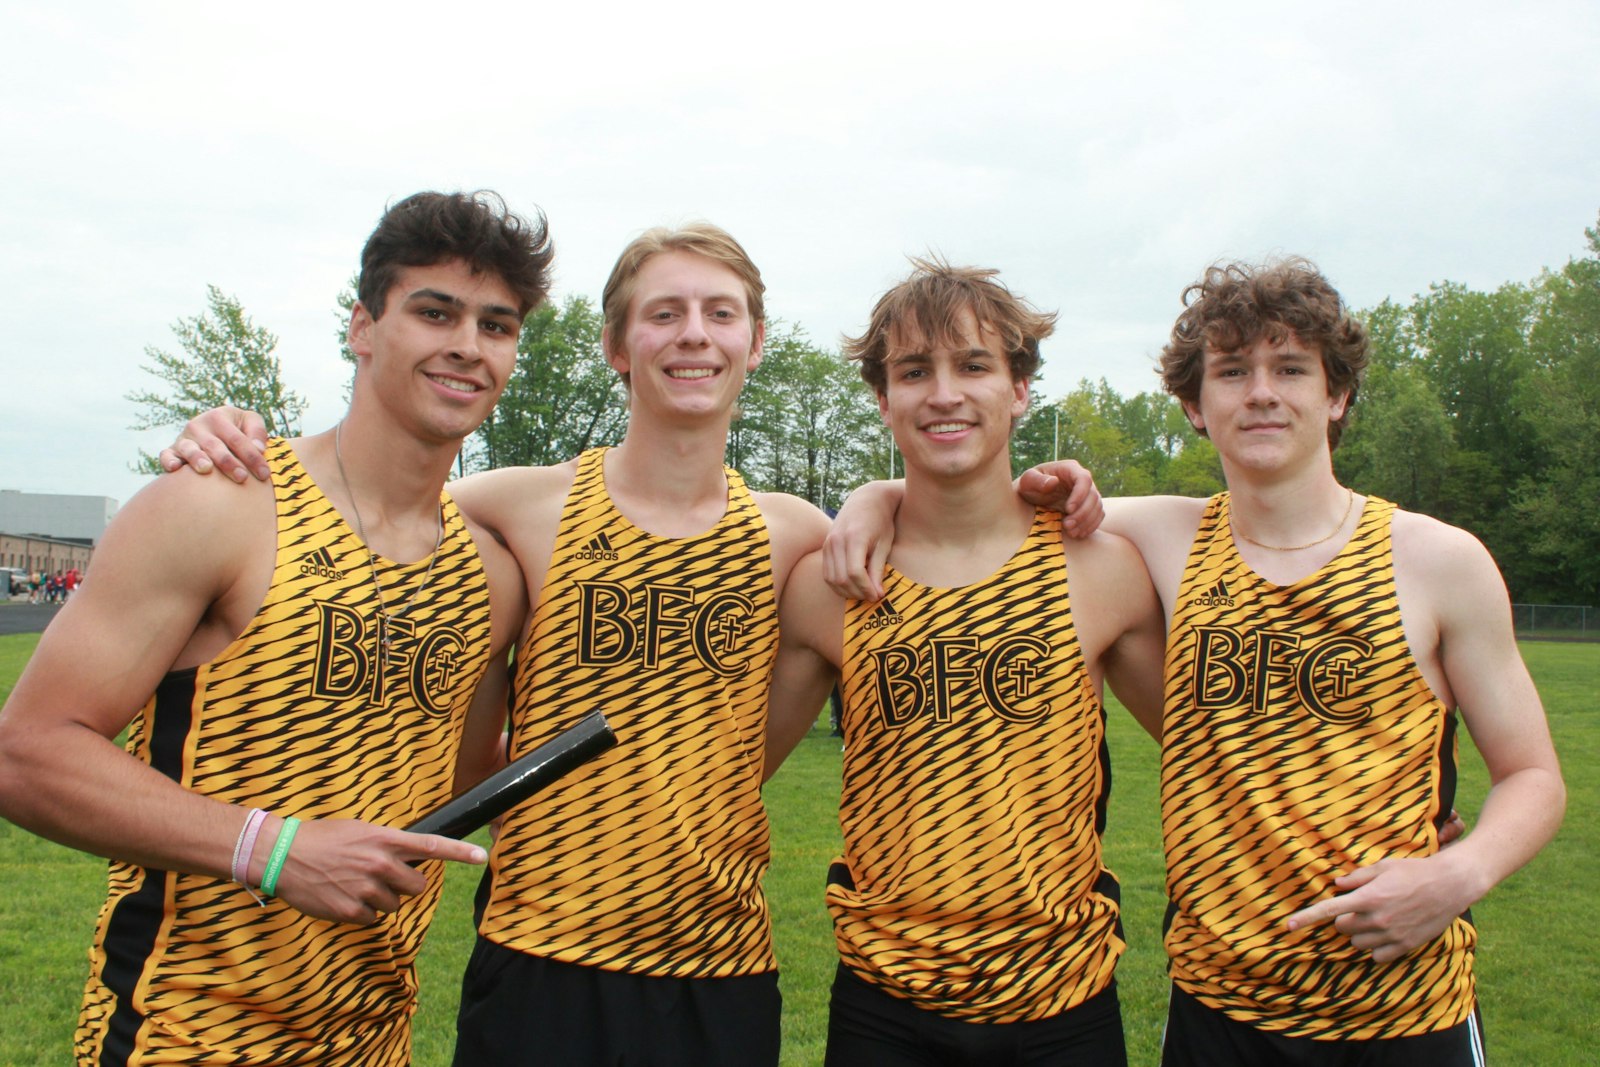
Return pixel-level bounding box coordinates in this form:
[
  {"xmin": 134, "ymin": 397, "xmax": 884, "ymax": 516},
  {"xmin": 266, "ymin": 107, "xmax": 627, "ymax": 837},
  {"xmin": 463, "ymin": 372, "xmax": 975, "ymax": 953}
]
[{"xmin": 233, "ymin": 808, "xmax": 269, "ymax": 886}]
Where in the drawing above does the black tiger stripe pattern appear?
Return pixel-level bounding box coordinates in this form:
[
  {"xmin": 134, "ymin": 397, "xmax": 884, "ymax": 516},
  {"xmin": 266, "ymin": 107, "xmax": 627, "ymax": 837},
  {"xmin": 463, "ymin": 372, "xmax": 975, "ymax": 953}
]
[
  {"xmin": 828, "ymin": 508, "xmax": 1123, "ymax": 1023},
  {"xmin": 1162, "ymin": 493, "xmax": 1475, "ymax": 1040},
  {"xmin": 75, "ymin": 438, "xmax": 493, "ymax": 1066},
  {"xmin": 480, "ymin": 448, "xmax": 779, "ymax": 977}
]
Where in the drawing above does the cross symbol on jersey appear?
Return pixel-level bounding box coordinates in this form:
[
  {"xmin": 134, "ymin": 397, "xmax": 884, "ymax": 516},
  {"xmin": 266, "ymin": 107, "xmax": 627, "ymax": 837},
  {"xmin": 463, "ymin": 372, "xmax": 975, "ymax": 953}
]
[
  {"xmin": 428, "ymin": 645, "xmax": 459, "ymax": 691},
  {"xmin": 713, "ymin": 610, "xmax": 748, "ymax": 655},
  {"xmin": 1320, "ymin": 655, "xmax": 1358, "ymax": 699},
  {"xmin": 1006, "ymin": 655, "xmax": 1039, "ymax": 698}
]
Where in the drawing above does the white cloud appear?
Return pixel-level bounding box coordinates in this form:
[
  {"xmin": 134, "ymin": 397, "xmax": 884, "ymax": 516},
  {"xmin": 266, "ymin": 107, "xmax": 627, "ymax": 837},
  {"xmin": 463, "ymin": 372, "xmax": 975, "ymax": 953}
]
[{"xmin": 3, "ymin": 0, "xmax": 1597, "ymax": 505}]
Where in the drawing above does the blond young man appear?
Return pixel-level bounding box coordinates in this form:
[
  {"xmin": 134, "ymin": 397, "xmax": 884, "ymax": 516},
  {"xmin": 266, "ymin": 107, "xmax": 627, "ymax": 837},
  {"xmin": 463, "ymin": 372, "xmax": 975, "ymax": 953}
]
[
  {"xmin": 768, "ymin": 260, "xmax": 1165, "ymax": 1066},
  {"xmin": 443, "ymin": 225, "xmax": 834, "ymax": 1067},
  {"xmin": 830, "ymin": 259, "xmax": 1564, "ymax": 1066}
]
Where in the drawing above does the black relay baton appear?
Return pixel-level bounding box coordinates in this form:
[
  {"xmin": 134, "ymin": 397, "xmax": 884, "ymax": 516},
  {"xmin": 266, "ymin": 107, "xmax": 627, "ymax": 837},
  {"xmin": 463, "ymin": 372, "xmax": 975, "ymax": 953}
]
[{"xmin": 406, "ymin": 711, "xmax": 616, "ymax": 839}]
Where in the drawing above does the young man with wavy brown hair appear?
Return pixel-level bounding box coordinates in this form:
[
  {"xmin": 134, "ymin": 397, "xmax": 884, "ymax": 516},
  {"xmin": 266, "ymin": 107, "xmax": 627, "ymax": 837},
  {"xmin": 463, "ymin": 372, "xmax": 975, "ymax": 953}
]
[{"xmin": 770, "ymin": 257, "xmax": 1164, "ymax": 1066}]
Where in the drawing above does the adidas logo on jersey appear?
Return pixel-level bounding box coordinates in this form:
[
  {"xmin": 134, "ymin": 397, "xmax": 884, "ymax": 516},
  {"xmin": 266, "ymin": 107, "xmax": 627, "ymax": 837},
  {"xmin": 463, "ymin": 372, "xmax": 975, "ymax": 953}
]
[
  {"xmin": 862, "ymin": 597, "xmax": 906, "ymax": 630},
  {"xmin": 572, "ymin": 532, "xmax": 620, "ymax": 562},
  {"xmin": 1190, "ymin": 579, "xmax": 1235, "ymax": 608},
  {"xmin": 300, "ymin": 546, "xmax": 344, "ymax": 581}
]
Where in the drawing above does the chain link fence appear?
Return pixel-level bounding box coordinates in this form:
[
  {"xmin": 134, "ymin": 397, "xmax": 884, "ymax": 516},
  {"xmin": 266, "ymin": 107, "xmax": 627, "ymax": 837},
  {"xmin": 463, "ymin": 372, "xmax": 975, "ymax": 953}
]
[{"xmin": 1512, "ymin": 603, "xmax": 1594, "ymax": 640}]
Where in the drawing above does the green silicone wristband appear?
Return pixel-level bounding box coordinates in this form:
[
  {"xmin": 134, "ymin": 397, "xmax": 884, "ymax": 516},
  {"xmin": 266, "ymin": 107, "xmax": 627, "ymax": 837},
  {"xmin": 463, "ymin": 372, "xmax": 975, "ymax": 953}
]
[{"xmin": 259, "ymin": 817, "xmax": 301, "ymax": 898}]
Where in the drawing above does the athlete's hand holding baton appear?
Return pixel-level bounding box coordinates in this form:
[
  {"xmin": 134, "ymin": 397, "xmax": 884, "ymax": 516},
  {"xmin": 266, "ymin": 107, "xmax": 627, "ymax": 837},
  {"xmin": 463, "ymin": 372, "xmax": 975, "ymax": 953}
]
[{"xmin": 250, "ymin": 712, "xmax": 615, "ymax": 924}]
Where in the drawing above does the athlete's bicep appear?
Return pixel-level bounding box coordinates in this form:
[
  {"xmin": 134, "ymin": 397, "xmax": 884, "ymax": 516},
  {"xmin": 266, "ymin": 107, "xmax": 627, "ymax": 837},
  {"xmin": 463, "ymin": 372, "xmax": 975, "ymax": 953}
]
[
  {"xmin": 456, "ymin": 655, "xmax": 512, "ymax": 795},
  {"xmin": 1431, "ymin": 540, "xmax": 1558, "ymax": 783},
  {"xmin": 766, "ymin": 553, "xmax": 842, "ymax": 780},
  {"xmin": 467, "ymin": 517, "xmax": 529, "ymax": 657}
]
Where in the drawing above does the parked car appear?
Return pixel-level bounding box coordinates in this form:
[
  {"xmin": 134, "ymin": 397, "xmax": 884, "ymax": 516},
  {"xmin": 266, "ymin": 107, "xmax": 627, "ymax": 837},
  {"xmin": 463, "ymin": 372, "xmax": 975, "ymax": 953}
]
[{"xmin": 1, "ymin": 568, "xmax": 28, "ymax": 598}]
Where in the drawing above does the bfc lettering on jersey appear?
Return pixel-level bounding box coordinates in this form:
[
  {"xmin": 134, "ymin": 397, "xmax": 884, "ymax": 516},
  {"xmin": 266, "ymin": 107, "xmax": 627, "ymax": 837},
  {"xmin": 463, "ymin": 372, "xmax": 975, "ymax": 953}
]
[
  {"xmin": 310, "ymin": 603, "xmax": 469, "ymax": 714},
  {"xmin": 830, "ymin": 508, "xmax": 1122, "ymax": 1025},
  {"xmin": 480, "ymin": 448, "xmax": 780, "ymax": 980},
  {"xmin": 866, "ymin": 632, "xmax": 1055, "ymax": 727},
  {"xmin": 1161, "ymin": 493, "xmax": 1476, "ymax": 1042},
  {"xmin": 1187, "ymin": 624, "xmax": 1374, "ymax": 725},
  {"xmin": 74, "ymin": 439, "xmax": 494, "ymax": 1067},
  {"xmin": 576, "ymin": 580, "xmax": 756, "ymax": 676}
]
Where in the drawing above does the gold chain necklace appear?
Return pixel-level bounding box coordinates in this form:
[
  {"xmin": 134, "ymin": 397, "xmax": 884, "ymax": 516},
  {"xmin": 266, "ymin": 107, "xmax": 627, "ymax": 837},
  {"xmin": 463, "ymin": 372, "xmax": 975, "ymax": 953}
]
[
  {"xmin": 332, "ymin": 422, "xmax": 443, "ymax": 673},
  {"xmin": 1234, "ymin": 486, "xmax": 1355, "ymax": 552}
]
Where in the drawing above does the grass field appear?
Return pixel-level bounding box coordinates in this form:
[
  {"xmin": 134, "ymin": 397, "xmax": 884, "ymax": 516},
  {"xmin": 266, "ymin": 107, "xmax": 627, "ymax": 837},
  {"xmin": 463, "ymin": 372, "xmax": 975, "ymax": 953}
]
[{"xmin": 0, "ymin": 633, "xmax": 1594, "ymax": 1065}]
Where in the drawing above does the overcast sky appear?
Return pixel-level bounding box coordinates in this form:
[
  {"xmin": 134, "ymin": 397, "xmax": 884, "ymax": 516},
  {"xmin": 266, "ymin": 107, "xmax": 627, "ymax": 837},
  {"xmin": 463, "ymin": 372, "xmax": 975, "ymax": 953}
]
[{"xmin": 4, "ymin": 1, "xmax": 1597, "ymax": 509}]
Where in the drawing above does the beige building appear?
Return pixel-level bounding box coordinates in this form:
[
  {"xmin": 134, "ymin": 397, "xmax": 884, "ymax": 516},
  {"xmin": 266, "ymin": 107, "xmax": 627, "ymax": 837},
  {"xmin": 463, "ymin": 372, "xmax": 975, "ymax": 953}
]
[
  {"xmin": 0, "ymin": 490, "xmax": 114, "ymax": 590},
  {"xmin": 1, "ymin": 532, "xmax": 93, "ymax": 578}
]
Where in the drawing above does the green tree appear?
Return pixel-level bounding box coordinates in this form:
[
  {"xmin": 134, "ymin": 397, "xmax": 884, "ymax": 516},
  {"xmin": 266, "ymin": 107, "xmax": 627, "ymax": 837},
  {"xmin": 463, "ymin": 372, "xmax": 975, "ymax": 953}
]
[
  {"xmin": 1013, "ymin": 381, "xmax": 1217, "ymax": 497},
  {"xmin": 732, "ymin": 323, "xmax": 882, "ymax": 509},
  {"xmin": 1336, "ymin": 360, "xmax": 1455, "ymax": 512},
  {"xmin": 1010, "ymin": 389, "xmax": 1060, "ymax": 474},
  {"xmin": 128, "ymin": 286, "xmax": 306, "ymax": 474},
  {"xmin": 1014, "ymin": 384, "xmax": 1134, "ymax": 486},
  {"xmin": 1348, "ymin": 284, "xmax": 1533, "ymax": 585},
  {"xmin": 1094, "ymin": 385, "xmax": 1207, "ymax": 494},
  {"xmin": 1161, "ymin": 436, "xmax": 1225, "ymax": 496},
  {"xmin": 1032, "ymin": 388, "xmax": 1144, "ymax": 494},
  {"xmin": 1407, "ymin": 280, "xmax": 1538, "ymax": 546},
  {"xmin": 467, "ymin": 295, "xmax": 627, "ymax": 471},
  {"xmin": 1410, "ymin": 280, "xmax": 1536, "ymax": 462},
  {"xmin": 1512, "ymin": 215, "xmax": 1600, "ymax": 604}
]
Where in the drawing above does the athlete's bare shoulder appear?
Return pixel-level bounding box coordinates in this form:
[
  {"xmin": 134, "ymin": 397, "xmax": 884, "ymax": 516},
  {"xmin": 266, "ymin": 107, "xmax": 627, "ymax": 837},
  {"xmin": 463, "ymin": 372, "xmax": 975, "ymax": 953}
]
[
  {"xmin": 752, "ymin": 491, "xmax": 832, "ymax": 590},
  {"xmin": 1104, "ymin": 494, "xmax": 1208, "ymax": 546},
  {"xmin": 1060, "ymin": 527, "xmax": 1148, "ymax": 578},
  {"xmin": 1390, "ymin": 505, "xmax": 1488, "ymax": 561},
  {"xmin": 1061, "ymin": 529, "xmax": 1157, "ymax": 622},
  {"xmin": 1101, "ymin": 494, "xmax": 1207, "ymax": 609},
  {"xmin": 447, "ymin": 460, "xmax": 581, "ymax": 624},
  {"xmin": 1390, "ymin": 506, "xmax": 1504, "ymax": 616},
  {"xmin": 752, "ymin": 490, "xmax": 830, "ymax": 530}
]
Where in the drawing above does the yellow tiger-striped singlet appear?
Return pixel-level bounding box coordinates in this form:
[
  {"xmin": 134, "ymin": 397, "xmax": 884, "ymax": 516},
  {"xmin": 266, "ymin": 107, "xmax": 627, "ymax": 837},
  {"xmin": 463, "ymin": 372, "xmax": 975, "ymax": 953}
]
[
  {"xmin": 1162, "ymin": 493, "xmax": 1474, "ymax": 1040},
  {"xmin": 479, "ymin": 448, "xmax": 779, "ymax": 977},
  {"xmin": 829, "ymin": 508, "xmax": 1122, "ymax": 1024},
  {"xmin": 74, "ymin": 439, "xmax": 493, "ymax": 1067}
]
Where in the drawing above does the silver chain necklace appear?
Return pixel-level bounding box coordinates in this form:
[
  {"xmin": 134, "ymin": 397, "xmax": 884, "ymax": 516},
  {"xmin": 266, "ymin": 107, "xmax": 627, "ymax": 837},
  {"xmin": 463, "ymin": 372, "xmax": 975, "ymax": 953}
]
[{"xmin": 332, "ymin": 421, "xmax": 444, "ymax": 675}]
